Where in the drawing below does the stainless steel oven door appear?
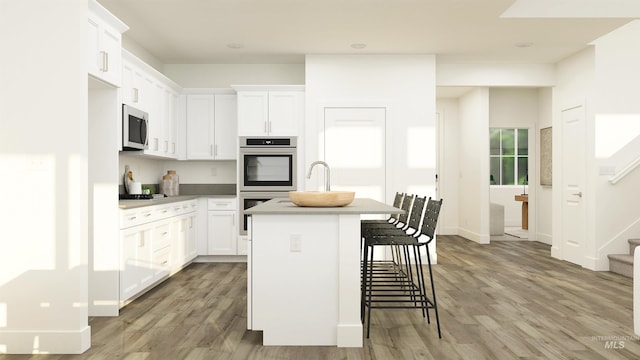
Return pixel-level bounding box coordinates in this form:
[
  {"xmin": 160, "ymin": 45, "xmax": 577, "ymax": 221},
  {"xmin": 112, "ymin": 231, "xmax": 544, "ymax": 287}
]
[
  {"xmin": 239, "ymin": 147, "xmax": 297, "ymax": 192},
  {"xmin": 239, "ymin": 192, "xmax": 290, "ymax": 235}
]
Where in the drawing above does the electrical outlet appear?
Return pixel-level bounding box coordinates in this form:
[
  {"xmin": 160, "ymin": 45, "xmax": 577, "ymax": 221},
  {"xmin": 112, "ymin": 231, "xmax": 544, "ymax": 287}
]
[{"xmin": 290, "ymin": 234, "xmax": 302, "ymax": 252}]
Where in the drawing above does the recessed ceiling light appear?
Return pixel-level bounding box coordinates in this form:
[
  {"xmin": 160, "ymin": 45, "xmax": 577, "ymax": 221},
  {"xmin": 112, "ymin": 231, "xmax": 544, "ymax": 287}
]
[
  {"xmin": 350, "ymin": 43, "xmax": 367, "ymax": 50},
  {"xmin": 227, "ymin": 43, "xmax": 244, "ymax": 49},
  {"xmin": 515, "ymin": 42, "xmax": 533, "ymax": 48}
]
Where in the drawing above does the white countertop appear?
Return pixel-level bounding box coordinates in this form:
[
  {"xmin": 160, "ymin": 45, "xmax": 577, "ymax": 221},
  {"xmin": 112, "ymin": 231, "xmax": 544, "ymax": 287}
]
[{"xmin": 245, "ymin": 198, "xmax": 404, "ymax": 215}]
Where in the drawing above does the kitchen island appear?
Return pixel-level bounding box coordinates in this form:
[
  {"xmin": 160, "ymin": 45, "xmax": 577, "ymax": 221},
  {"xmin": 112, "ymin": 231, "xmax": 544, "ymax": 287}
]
[{"xmin": 245, "ymin": 198, "xmax": 403, "ymax": 347}]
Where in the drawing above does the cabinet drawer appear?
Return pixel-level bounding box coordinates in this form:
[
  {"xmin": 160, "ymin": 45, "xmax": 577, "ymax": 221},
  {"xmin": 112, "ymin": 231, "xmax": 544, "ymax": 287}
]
[
  {"xmin": 156, "ymin": 205, "xmax": 173, "ymax": 219},
  {"xmin": 120, "ymin": 207, "xmax": 156, "ymax": 228},
  {"xmin": 186, "ymin": 200, "xmax": 198, "ymax": 212},
  {"xmin": 153, "ymin": 246, "xmax": 172, "ymax": 279},
  {"xmin": 208, "ymin": 198, "xmax": 237, "ymax": 211},
  {"xmin": 153, "ymin": 223, "xmax": 172, "ymax": 251}
]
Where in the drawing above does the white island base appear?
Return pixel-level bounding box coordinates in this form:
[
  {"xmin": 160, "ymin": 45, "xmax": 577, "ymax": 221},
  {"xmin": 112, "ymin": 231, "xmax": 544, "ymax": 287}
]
[{"xmin": 246, "ymin": 198, "xmax": 403, "ymax": 347}]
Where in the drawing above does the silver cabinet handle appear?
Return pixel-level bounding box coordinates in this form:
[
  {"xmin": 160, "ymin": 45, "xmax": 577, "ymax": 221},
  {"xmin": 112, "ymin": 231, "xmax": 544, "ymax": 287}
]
[
  {"xmin": 133, "ymin": 88, "xmax": 139, "ymax": 103},
  {"xmin": 104, "ymin": 51, "xmax": 109, "ymax": 72},
  {"xmin": 572, "ymin": 192, "xmax": 583, "ymax": 197},
  {"xmin": 100, "ymin": 51, "xmax": 107, "ymax": 72}
]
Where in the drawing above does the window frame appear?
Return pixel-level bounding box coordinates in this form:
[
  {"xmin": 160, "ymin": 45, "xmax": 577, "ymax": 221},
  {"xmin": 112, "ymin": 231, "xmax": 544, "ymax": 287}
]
[{"xmin": 490, "ymin": 128, "xmax": 528, "ymax": 187}]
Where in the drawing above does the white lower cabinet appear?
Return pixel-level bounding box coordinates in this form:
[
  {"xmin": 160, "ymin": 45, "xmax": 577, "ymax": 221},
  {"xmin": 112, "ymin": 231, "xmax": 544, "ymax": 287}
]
[
  {"xmin": 119, "ymin": 225, "xmax": 153, "ymax": 302},
  {"xmin": 206, "ymin": 198, "xmax": 238, "ymax": 255},
  {"xmin": 119, "ymin": 199, "xmax": 198, "ymax": 306},
  {"xmin": 171, "ymin": 212, "xmax": 198, "ymax": 273},
  {"xmin": 207, "ymin": 210, "xmax": 237, "ymax": 255}
]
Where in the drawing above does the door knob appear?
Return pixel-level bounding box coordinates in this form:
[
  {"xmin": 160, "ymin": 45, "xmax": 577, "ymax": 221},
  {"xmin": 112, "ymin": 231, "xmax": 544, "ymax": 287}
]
[{"xmin": 572, "ymin": 192, "xmax": 583, "ymax": 198}]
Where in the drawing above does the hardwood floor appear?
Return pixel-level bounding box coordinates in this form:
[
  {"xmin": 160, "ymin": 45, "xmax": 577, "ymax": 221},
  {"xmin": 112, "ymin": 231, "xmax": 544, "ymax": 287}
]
[{"xmin": 2, "ymin": 235, "xmax": 639, "ymax": 359}]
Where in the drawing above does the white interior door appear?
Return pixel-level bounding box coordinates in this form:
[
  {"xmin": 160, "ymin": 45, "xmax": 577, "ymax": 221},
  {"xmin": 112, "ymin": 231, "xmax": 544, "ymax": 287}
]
[
  {"xmin": 323, "ymin": 107, "xmax": 386, "ymax": 202},
  {"xmin": 561, "ymin": 105, "xmax": 586, "ymax": 266}
]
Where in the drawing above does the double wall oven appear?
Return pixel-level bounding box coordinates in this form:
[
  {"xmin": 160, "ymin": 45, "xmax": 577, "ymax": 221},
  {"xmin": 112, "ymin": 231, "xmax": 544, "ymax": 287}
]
[{"xmin": 239, "ymin": 136, "xmax": 297, "ymax": 235}]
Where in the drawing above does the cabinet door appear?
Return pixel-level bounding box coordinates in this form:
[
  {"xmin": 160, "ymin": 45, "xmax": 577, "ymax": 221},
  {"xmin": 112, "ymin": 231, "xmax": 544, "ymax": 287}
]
[
  {"xmin": 87, "ymin": 16, "xmax": 101, "ymax": 79},
  {"xmin": 207, "ymin": 211, "xmax": 237, "ymax": 255},
  {"xmin": 121, "ymin": 61, "xmax": 136, "ymax": 105},
  {"xmin": 170, "ymin": 91, "xmax": 179, "ymax": 157},
  {"xmin": 214, "ymin": 94, "xmax": 238, "ymax": 159},
  {"xmin": 187, "ymin": 214, "xmax": 198, "ymax": 260},
  {"xmin": 237, "ymin": 92, "xmax": 269, "ymax": 136},
  {"xmin": 144, "ymin": 81, "xmax": 163, "ymax": 156},
  {"xmin": 99, "ymin": 23, "xmax": 122, "ymax": 87},
  {"xmin": 120, "ymin": 226, "xmax": 153, "ymax": 302},
  {"xmin": 171, "ymin": 216, "xmax": 187, "ymax": 273},
  {"xmin": 160, "ymin": 86, "xmax": 172, "ymax": 157},
  {"xmin": 87, "ymin": 15, "xmax": 122, "ymax": 87},
  {"xmin": 186, "ymin": 94, "xmax": 215, "ymax": 159},
  {"xmin": 268, "ymin": 92, "xmax": 301, "ymax": 136}
]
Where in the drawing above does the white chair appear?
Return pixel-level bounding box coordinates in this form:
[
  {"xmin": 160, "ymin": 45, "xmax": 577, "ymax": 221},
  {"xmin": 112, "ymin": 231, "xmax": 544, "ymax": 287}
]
[{"xmin": 490, "ymin": 203, "xmax": 505, "ymax": 236}]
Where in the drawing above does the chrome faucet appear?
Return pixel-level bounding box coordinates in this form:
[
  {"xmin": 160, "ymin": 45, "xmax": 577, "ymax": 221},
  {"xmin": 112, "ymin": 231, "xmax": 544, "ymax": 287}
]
[{"xmin": 307, "ymin": 161, "xmax": 331, "ymax": 191}]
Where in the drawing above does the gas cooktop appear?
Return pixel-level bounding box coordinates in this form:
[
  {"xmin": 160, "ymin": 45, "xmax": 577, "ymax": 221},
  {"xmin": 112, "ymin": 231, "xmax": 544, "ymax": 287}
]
[{"xmin": 119, "ymin": 194, "xmax": 154, "ymax": 200}]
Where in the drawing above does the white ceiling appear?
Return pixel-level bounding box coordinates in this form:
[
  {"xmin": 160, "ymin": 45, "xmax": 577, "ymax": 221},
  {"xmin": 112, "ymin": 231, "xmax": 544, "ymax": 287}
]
[{"xmin": 98, "ymin": 0, "xmax": 633, "ymax": 65}]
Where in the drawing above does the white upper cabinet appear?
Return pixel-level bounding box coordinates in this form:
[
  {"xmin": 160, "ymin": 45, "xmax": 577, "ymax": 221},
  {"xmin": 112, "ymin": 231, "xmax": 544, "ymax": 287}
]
[
  {"xmin": 122, "ymin": 50, "xmax": 181, "ymax": 159},
  {"xmin": 237, "ymin": 92, "xmax": 269, "ymax": 136},
  {"xmin": 88, "ymin": 0, "xmax": 128, "ymax": 87},
  {"xmin": 214, "ymin": 94, "xmax": 238, "ymax": 159},
  {"xmin": 186, "ymin": 94, "xmax": 214, "ymax": 159},
  {"xmin": 185, "ymin": 91, "xmax": 237, "ymax": 160},
  {"xmin": 235, "ymin": 86, "xmax": 304, "ymax": 137},
  {"xmin": 267, "ymin": 92, "xmax": 302, "ymax": 136}
]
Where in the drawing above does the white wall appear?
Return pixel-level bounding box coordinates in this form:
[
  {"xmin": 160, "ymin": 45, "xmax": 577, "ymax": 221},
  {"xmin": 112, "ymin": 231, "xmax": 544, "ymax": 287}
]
[
  {"xmin": 164, "ymin": 64, "xmax": 305, "ymax": 88},
  {"xmin": 458, "ymin": 88, "xmax": 491, "ymax": 244},
  {"xmin": 552, "ymin": 46, "xmax": 596, "ymax": 264},
  {"xmin": 304, "ymin": 55, "xmax": 437, "ymax": 202},
  {"xmin": 0, "ymin": 0, "xmax": 90, "ymax": 353},
  {"xmin": 305, "ymin": 55, "xmax": 438, "ymax": 260},
  {"xmin": 536, "ymin": 87, "xmax": 553, "ymax": 245},
  {"xmin": 590, "ymin": 20, "xmax": 640, "ymax": 270},
  {"xmin": 436, "ymin": 99, "xmax": 460, "ymax": 235},
  {"xmin": 122, "ymin": 36, "xmax": 164, "ymax": 73},
  {"xmin": 118, "ymin": 155, "xmax": 237, "ymax": 186},
  {"xmin": 436, "ymin": 63, "xmax": 555, "ymax": 87}
]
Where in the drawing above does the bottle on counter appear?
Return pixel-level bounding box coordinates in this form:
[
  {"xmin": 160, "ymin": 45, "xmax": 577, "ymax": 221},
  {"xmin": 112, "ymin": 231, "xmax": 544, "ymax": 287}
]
[
  {"xmin": 168, "ymin": 170, "xmax": 179, "ymax": 195},
  {"xmin": 160, "ymin": 170, "xmax": 179, "ymax": 196}
]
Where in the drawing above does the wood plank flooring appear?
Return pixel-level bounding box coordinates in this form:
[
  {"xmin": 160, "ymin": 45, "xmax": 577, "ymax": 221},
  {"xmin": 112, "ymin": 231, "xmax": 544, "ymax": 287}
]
[{"xmin": 2, "ymin": 235, "xmax": 639, "ymax": 359}]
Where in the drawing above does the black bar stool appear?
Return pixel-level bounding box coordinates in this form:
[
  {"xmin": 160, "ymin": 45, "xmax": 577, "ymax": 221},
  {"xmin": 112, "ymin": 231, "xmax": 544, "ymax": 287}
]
[{"xmin": 361, "ymin": 197, "xmax": 444, "ymax": 339}]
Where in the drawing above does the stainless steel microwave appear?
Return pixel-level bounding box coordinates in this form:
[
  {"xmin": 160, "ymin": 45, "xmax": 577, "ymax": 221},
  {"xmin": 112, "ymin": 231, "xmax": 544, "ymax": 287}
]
[{"xmin": 122, "ymin": 104, "xmax": 148, "ymax": 151}]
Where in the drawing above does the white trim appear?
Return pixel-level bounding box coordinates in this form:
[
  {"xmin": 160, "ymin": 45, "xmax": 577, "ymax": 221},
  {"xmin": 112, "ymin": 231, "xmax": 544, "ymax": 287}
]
[
  {"xmin": 0, "ymin": 326, "xmax": 91, "ymax": 354},
  {"xmin": 609, "ymin": 156, "xmax": 640, "ymax": 184}
]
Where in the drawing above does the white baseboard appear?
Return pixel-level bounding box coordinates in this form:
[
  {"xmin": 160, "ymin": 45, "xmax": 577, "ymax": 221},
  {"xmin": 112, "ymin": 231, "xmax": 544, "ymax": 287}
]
[
  {"xmin": 0, "ymin": 326, "xmax": 90, "ymax": 354},
  {"xmin": 458, "ymin": 227, "xmax": 490, "ymax": 244},
  {"xmin": 195, "ymin": 255, "xmax": 247, "ymax": 263}
]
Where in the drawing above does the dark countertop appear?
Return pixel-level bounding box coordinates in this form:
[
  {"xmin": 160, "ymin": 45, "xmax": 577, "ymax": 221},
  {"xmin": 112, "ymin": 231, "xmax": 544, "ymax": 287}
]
[{"xmin": 119, "ymin": 194, "xmax": 236, "ymax": 210}]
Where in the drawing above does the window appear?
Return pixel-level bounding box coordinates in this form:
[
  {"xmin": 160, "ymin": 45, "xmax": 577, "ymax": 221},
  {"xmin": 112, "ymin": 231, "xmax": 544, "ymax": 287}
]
[{"xmin": 490, "ymin": 128, "xmax": 528, "ymax": 185}]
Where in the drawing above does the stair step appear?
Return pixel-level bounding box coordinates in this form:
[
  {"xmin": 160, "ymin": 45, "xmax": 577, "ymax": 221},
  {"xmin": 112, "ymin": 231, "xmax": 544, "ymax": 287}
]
[
  {"xmin": 608, "ymin": 254, "xmax": 634, "ymax": 278},
  {"xmin": 629, "ymin": 239, "xmax": 640, "ymax": 255}
]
